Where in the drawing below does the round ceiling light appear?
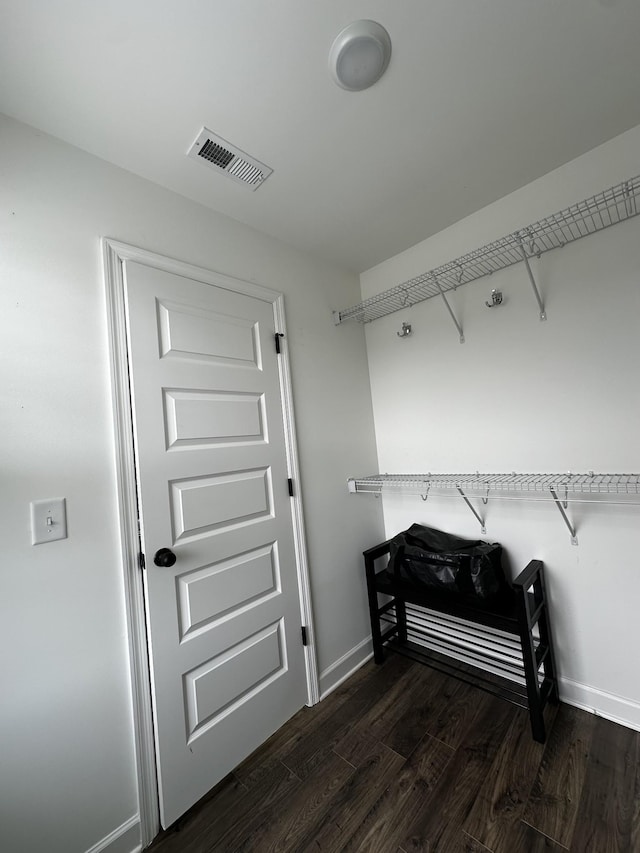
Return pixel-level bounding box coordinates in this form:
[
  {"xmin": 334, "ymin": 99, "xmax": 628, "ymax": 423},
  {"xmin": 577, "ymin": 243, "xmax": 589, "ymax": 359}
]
[{"xmin": 329, "ymin": 20, "xmax": 391, "ymax": 91}]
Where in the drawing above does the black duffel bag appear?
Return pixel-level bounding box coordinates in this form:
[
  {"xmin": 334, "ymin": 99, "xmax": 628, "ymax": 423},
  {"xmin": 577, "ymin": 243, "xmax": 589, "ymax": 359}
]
[{"xmin": 387, "ymin": 524, "xmax": 508, "ymax": 603}]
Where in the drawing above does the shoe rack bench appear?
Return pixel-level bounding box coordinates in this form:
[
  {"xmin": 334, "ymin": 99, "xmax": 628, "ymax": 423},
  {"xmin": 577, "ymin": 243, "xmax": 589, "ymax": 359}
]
[{"xmin": 364, "ymin": 539, "xmax": 559, "ymax": 742}]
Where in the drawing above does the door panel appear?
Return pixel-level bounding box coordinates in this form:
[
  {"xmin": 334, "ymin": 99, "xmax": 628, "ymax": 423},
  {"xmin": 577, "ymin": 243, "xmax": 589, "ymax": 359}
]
[
  {"xmin": 163, "ymin": 389, "xmax": 265, "ymax": 448},
  {"xmin": 183, "ymin": 619, "xmax": 286, "ymax": 741},
  {"xmin": 157, "ymin": 298, "xmax": 260, "ymax": 365},
  {"xmin": 123, "ymin": 260, "xmax": 306, "ymax": 827},
  {"xmin": 170, "ymin": 468, "xmax": 272, "ymax": 541},
  {"xmin": 176, "ymin": 543, "xmax": 280, "ymax": 640}
]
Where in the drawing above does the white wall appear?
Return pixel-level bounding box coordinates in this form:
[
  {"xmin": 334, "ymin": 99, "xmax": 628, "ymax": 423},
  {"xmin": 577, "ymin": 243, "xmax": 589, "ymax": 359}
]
[
  {"xmin": 0, "ymin": 114, "xmax": 382, "ymax": 853},
  {"xmin": 360, "ymin": 123, "xmax": 640, "ymax": 730}
]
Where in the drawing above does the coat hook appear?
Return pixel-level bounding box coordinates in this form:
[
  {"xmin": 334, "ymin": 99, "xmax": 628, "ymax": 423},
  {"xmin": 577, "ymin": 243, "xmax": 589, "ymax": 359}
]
[
  {"xmin": 485, "ymin": 289, "xmax": 503, "ymax": 308},
  {"xmin": 397, "ymin": 321, "xmax": 412, "ymax": 338}
]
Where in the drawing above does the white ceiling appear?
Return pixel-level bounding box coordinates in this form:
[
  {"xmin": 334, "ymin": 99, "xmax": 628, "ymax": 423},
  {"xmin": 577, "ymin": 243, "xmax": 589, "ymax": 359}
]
[{"xmin": 2, "ymin": 0, "xmax": 640, "ymax": 272}]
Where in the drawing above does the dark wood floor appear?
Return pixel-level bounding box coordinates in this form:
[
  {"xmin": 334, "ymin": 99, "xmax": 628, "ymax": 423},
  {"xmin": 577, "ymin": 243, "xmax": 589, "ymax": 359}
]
[{"xmin": 148, "ymin": 655, "xmax": 640, "ymax": 852}]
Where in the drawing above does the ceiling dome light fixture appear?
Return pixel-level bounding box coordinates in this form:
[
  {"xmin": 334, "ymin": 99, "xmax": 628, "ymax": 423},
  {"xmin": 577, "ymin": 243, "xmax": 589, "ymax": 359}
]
[{"xmin": 329, "ymin": 20, "xmax": 391, "ymax": 91}]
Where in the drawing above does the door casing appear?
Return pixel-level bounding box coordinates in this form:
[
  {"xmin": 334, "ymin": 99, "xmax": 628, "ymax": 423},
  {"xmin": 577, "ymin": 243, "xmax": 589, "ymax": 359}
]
[{"xmin": 102, "ymin": 238, "xmax": 319, "ymax": 846}]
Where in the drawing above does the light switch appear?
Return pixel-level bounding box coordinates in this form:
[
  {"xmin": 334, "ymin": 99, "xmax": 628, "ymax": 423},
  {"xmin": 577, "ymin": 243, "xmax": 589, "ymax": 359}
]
[{"xmin": 30, "ymin": 497, "xmax": 67, "ymax": 545}]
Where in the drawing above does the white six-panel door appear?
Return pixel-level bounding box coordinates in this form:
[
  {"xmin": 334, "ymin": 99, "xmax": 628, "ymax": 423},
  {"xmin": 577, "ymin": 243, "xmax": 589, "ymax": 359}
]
[{"xmin": 122, "ymin": 258, "xmax": 307, "ymax": 827}]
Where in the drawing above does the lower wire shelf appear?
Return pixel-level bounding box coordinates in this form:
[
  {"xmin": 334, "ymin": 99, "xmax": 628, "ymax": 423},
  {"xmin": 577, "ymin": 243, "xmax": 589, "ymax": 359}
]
[{"xmin": 349, "ymin": 472, "xmax": 640, "ymax": 544}]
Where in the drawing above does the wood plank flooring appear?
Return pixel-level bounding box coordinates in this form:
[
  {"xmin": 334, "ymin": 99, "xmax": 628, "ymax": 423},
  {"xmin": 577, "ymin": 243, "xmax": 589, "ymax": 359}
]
[{"xmin": 147, "ymin": 656, "xmax": 640, "ymax": 852}]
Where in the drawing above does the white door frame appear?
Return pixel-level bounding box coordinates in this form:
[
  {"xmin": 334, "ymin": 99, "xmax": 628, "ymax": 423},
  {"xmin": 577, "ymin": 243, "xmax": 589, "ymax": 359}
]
[{"xmin": 102, "ymin": 238, "xmax": 319, "ymax": 846}]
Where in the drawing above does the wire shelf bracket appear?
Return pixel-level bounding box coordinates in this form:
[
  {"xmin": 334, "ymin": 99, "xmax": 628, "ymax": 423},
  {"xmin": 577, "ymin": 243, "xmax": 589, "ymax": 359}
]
[
  {"xmin": 334, "ymin": 176, "xmax": 640, "ymax": 329},
  {"xmin": 347, "ymin": 472, "xmax": 640, "ymax": 545},
  {"xmin": 456, "ymin": 486, "xmax": 486, "ymax": 534},
  {"xmin": 549, "ymin": 488, "xmax": 578, "ymax": 545},
  {"xmin": 435, "ymin": 276, "xmax": 465, "ymax": 343},
  {"xmin": 517, "ymin": 238, "xmax": 546, "ymax": 321}
]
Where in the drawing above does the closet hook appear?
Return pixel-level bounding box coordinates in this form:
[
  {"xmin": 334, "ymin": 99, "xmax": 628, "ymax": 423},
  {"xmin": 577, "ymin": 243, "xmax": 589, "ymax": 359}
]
[{"xmin": 485, "ymin": 289, "xmax": 503, "ymax": 309}]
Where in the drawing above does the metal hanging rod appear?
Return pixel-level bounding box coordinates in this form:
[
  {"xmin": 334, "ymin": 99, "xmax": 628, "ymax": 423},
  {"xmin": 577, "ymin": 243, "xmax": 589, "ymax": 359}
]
[
  {"xmin": 347, "ymin": 472, "xmax": 640, "ymax": 545},
  {"xmin": 333, "ymin": 175, "xmax": 640, "ymax": 328}
]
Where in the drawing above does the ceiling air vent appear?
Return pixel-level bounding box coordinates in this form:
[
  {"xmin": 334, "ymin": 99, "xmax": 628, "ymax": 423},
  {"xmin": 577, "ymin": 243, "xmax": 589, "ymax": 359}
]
[{"xmin": 187, "ymin": 128, "xmax": 273, "ymax": 191}]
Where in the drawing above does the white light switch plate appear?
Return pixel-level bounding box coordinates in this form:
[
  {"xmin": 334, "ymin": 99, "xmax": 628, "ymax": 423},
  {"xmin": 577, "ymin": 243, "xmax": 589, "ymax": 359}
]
[{"xmin": 31, "ymin": 497, "xmax": 67, "ymax": 545}]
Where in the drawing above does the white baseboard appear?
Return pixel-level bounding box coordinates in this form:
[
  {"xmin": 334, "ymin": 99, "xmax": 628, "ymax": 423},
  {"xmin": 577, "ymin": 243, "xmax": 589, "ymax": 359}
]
[
  {"xmin": 84, "ymin": 815, "xmax": 141, "ymax": 853},
  {"xmin": 559, "ymin": 676, "xmax": 640, "ymax": 732},
  {"xmin": 318, "ymin": 636, "xmax": 373, "ymax": 700}
]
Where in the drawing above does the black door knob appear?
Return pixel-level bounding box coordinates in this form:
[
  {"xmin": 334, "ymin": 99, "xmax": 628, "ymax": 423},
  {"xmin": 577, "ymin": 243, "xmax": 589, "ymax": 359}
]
[{"xmin": 153, "ymin": 548, "xmax": 177, "ymax": 567}]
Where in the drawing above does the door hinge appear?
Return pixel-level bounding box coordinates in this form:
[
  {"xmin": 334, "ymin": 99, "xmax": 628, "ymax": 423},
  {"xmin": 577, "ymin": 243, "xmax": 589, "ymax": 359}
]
[
  {"xmin": 301, "ymin": 626, "xmax": 309, "ymax": 646},
  {"xmin": 288, "ymin": 478, "xmax": 294, "ymax": 497},
  {"xmin": 138, "ymin": 552, "xmax": 146, "ymax": 570},
  {"xmin": 275, "ymin": 332, "xmax": 284, "ymax": 354}
]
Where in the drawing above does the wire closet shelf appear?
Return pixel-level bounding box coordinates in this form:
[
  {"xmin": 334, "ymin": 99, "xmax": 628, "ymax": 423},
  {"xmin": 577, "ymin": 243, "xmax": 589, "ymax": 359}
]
[
  {"xmin": 348, "ymin": 473, "xmax": 640, "ymax": 545},
  {"xmin": 334, "ymin": 175, "xmax": 640, "ymax": 325},
  {"xmin": 348, "ymin": 472, "xmax": 640, "ymax": 500}
]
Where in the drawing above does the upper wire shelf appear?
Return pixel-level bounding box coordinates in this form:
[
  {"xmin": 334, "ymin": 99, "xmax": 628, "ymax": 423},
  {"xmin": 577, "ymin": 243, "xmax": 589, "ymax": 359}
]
[{"xmin": 334, "ymin": 175, "xmax": 640, "ymax": 326}]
